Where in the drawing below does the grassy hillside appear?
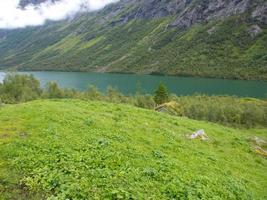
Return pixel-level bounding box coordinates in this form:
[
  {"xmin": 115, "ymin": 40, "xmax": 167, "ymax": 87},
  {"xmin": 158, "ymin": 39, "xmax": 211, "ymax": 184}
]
[
  {"xmin": 0, "ymin": 99, "xmax": 266, "ymax": 199},
  {"xmin": 0, "ymin": 13, "xmax": 266, "ymax": 80}
]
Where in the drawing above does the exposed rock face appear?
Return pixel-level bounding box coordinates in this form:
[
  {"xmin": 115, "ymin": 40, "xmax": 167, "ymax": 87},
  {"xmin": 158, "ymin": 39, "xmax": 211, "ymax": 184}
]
[
  {"xmin": 18, "ymin": 0, "xmax": 267, "ymax": 28},
  {"xmin": 170, "ymin": 0, "xmax": 252, "ymax": 28},
  {"xmin": 102, "ymin": 0, "xmax": 267, "ymax": 28},
  {"xmin": 252, "ymin": 2, "xmax": 267, "ymax": 25}
]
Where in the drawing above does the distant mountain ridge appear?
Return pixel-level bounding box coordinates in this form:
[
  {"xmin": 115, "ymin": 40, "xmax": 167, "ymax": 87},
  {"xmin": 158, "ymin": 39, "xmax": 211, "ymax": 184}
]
[
  {"xmin": 0, "ymin": 0, "xmax": 266, "ymax": 80},
  {"xmin": 19, "ymin": 0, "xmax": 58, "ymax": 7}
]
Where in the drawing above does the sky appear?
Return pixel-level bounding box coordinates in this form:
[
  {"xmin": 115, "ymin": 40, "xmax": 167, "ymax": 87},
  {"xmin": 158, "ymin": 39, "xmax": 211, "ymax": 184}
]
[{"xmin": 0, "ymin": 0, "xmax": 118, "ymax": 29}]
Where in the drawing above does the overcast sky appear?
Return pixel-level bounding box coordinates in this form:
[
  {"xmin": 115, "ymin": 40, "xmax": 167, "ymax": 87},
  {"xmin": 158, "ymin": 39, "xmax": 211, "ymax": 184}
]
[{"xmin": 0, "ymin": 0, "xmax": 118, "ymax": 29}]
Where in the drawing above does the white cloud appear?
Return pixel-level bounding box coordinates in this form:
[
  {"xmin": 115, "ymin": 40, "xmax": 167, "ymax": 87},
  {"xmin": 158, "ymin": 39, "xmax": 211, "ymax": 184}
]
[{"xmin": 0, "ymin": 0, "xmax": 118, "ymax": 29}]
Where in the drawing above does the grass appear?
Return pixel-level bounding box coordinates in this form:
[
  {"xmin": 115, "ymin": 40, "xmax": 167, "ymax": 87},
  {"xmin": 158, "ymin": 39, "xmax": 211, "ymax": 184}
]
[{"xmin": 0, "ymin": 99, "xmax": 266, "ymax": 199}]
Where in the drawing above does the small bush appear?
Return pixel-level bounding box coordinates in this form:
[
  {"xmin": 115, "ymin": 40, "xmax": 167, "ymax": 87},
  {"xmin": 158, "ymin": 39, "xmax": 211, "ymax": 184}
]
[
  {"xmin": 43, "ymin": 82, "xmax": 64, "ymax": 99},
  {"xmin": 134, "ymin": 94, "xmax": 156, "ymax": 109},
  {"xmin": 0, "ymin": 74, "xmax": 42, "ymax": 103}
]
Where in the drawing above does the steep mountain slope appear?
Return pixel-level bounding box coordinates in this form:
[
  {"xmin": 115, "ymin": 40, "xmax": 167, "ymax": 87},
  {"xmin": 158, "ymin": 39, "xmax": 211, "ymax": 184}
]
[{"xmin": 0, "ymin": 0, "xmax": 266, "ymax": 80}]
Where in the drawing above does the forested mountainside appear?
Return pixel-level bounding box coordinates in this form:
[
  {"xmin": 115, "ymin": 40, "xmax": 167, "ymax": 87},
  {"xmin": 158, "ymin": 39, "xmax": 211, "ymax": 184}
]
[{"xmin": 0, "ymin": 0, "xmax": 266, "ymax": 80}]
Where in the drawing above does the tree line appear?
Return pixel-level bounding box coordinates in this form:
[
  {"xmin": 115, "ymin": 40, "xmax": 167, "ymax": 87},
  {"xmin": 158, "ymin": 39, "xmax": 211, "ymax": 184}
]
[{"xmin": 0, "ymin": 74, "xmax": 266, "ymax": 128}]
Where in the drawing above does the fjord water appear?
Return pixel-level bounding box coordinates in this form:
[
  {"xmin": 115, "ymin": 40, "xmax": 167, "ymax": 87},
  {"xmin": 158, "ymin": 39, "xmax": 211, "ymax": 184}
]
[{"xmin": 0, "ymin": 71, "xmax": 266, "ymax": 98}]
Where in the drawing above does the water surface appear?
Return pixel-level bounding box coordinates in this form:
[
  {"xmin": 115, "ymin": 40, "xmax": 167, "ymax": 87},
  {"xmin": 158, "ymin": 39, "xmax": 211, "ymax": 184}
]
[{"xmin": 0, "ymin": 71, "xmax": 266, "ymax": 98}]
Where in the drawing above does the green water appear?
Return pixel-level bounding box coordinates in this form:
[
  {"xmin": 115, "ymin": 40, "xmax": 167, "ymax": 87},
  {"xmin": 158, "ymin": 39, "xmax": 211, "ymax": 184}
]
[{"xmin": 0, "ymin": 71, "xmax": 266, "ymax": 98}]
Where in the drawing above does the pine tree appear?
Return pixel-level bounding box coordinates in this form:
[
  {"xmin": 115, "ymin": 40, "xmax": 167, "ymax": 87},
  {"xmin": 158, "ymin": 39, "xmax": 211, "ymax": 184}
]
[{"xmin": 154, "ymin": 82, "xmax": 169, "ymax": 105}]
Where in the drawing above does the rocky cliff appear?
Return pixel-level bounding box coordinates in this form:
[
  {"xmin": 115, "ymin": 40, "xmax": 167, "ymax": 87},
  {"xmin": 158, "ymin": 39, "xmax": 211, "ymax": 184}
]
[
  {"xmin": 19, "ymin": 0, "xmax": 267, "ymax": 27},
  {"xmin": 101, "ymin": 0, "xmax": 267, "ymax": 28}
]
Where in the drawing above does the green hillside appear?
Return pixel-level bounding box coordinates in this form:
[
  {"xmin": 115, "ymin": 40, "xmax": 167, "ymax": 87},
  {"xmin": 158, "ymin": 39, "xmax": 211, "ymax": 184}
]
[
  {"xmin": 0, "ymin": 1, "xmax": 266, "ymax": 80},
  {"xmin": 0, "ymin": 99, "xmax": 266, "ymax": 199}
]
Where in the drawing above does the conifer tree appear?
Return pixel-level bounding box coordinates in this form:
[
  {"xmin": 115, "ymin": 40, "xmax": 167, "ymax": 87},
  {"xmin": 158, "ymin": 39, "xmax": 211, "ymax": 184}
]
[{"xmin": 154, "ymin": 82, "xmax": 169, "ymax": 105}]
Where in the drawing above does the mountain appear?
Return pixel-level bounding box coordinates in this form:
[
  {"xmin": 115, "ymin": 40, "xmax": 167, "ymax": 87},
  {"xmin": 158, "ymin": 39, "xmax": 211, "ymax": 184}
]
[
  {"xmin": 0, "ymin": 0, "xmax": 266, "ymax": 80},
  {"xmin": 19, "ymin": 0, "xmax": 58, "ymax": 7}
]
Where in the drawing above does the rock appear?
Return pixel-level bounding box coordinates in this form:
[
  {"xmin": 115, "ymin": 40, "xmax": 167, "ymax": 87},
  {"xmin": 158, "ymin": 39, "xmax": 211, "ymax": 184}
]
[
  {"xmin": 250, "ymin": 136, "xmax": 267, "ymax": 147},
  {"xmin": 248, "ymin": 25, "xmax": 263, "ymax": 38},
  {"xmin": 255, "ymin": 146, "xmax": 267, "ymax": 157},
  {"xmin": 188, "ymin": 129, "xmax": 209, "ymax": 141},
  {"xmin": 168, "ymin": 0, "xmax": 252, "ymax": 29},
  {"xmin": 249, "ymin": 136, "xmax": 267, "ymax": 157},
  {"xmin": 207, "ymin": 26, "xmax": 217, "ymax": 35},
  {"xmin": 107, "ymin": 0, "xmax": 266, "ymax": 29},
  {"xmin": 19, "ymin": 0, "xmax": 267, "ymax": 29}
]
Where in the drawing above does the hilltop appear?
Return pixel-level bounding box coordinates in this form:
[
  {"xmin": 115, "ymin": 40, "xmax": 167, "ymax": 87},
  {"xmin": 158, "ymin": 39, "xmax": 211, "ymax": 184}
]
[
  {"xmin": 0, "ymin": 99, "xmax": 266, "ymax": 199},
  {"xmin": 0, "ymin": 0, "xmax": 266, "ymax": 80}
]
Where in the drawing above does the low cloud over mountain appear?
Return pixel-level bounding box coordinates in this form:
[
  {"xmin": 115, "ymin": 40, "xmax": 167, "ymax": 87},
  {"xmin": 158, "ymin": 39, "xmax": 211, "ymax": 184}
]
[{"xmin": 0, "ymin": 0, "xmax": 118, "ymax": 29}]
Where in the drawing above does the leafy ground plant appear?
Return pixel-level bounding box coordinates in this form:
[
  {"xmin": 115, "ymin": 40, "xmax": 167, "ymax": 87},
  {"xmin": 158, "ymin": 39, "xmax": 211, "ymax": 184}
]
[{"xmin": 0, "ymin": 99, "xmax": 266, "ymax": 199}]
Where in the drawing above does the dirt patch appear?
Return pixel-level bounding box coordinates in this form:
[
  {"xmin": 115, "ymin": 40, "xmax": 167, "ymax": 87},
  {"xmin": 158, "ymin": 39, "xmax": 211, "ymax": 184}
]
[
  {"xmin": 0, "ymin": 133, "xmax": 11, "ymax": 139},
  {"xmin": 19, "ymin": 132, "xmax": 28, "ymax": 138}
]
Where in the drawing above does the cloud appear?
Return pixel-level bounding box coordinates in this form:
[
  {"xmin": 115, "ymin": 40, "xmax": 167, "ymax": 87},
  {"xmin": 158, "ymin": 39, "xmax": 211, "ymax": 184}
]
[{"xmin": 0, "ymin": 0, "xmax": 118, "ymax": 29}]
